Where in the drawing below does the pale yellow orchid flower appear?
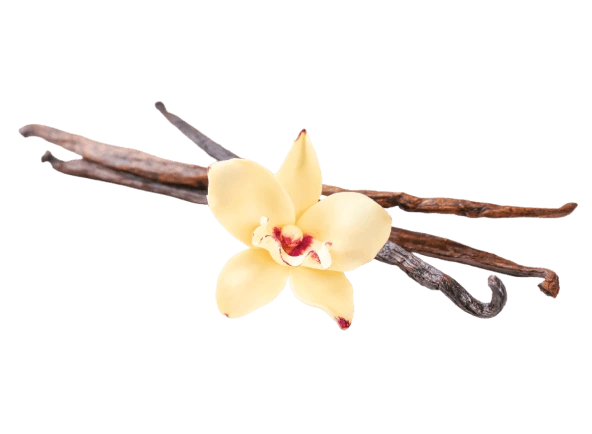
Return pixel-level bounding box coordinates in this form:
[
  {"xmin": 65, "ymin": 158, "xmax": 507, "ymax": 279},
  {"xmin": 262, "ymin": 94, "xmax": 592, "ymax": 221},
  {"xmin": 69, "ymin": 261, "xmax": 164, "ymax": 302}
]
[{"xmin": 207, "ymin": 130, "xmax": 392, "ymax": 329}]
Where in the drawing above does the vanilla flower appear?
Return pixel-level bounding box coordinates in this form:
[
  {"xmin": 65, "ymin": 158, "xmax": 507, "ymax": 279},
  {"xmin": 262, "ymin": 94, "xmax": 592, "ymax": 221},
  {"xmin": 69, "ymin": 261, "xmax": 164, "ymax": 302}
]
[{"xmin": 207, "ymin": 130, "xmax": 392, "ymax": 329}]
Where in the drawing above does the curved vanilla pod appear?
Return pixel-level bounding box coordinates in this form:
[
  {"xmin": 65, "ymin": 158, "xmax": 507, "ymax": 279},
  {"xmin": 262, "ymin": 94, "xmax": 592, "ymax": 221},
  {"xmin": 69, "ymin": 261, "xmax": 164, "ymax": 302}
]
[
  {"xmin": 389, "ymin": 227, "xmax": 560, "ymax": 298},
  {"xmin": 376, "ymin": 241, "xmax": 507, "ymax": 318}
]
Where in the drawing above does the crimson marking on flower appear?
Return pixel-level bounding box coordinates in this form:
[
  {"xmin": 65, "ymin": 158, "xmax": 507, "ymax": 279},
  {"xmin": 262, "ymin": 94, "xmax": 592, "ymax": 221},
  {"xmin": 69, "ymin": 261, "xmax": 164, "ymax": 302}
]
[
  {"xmin": 307, "ymin": 250, "xmax": 320, "ymax": 264},
  {"xmin": 273, "ymin": 226, "xmax": 282, "ymax": 239},
  {"xmin": 336, "ymin": 317, "xmax": 351, "ymax": 330},
  {"xmin": 286, "ymin": 234, "xmax": 313, "ymax": 257}
]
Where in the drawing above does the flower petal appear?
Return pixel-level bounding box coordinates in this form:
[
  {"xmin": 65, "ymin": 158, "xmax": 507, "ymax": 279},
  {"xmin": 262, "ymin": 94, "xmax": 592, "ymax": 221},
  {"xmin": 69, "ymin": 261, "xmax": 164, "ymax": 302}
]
[
  {"xmin": 216, "ymin": 248, "xmax": 290, "ymax": 318},
  {"xmin": 297, "ymin": 192, "xmax": 392, "ymax": 272},
  {"xmin": 289, "ymin": 267, "xmax": 354, "ymax": 330},
  {"xmin": 208, "ymin": 159, "xmax": 295, "ymax": 245},
  {"xmin": 275, "ymin": 130, "xmax": 322, "ymax": 219}
]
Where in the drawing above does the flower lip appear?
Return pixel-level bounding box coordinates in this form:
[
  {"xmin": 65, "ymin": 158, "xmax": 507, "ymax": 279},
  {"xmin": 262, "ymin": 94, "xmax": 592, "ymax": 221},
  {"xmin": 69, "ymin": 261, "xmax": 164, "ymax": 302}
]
[{"xmin": 252, "ymin": 216, "xmax": 332, "ymax": 269}]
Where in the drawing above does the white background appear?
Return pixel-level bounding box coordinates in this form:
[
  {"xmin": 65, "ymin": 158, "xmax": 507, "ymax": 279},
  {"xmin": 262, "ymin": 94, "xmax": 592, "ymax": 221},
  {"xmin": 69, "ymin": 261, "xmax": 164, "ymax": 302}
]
[{"xmin": 1, "ymin": 1, "xmax": 591, "ymax": 433}]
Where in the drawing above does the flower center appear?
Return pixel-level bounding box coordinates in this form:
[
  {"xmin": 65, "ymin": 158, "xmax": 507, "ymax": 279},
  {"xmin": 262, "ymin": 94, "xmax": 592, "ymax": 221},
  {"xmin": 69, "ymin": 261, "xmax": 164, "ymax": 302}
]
[
  {"xmin": 279, "ymin": 225, "xmax": 303, "ymax": 247},
  {"xmin": 253, "ymin": 217, "xmax": 332, "ymax": 269}
]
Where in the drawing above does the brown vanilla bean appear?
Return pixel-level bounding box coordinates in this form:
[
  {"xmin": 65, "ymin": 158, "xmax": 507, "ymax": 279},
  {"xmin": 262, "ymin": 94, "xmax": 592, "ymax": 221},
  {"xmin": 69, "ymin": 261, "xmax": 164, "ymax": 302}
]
[
  {"xmin": 22, "ymin": 120, "xmax": 577, "ymax": 218},
  {"xmin": 21, "ymin": 124, "xmax": 208, "ymax": 188},
  {"xmin": 155, "ymin": 102, "xmax": 239, "ymax": 161},
  {"xmin": 40, "ymin": 151, "xmax": 208, "ymax": 204},
  {"xmin": 389, "ymin": 227, "xmax": 560, "ymax": 297},
  {"xmin": 322, "ymin": 185, "xmax": 577, "ymax": 218},
  {"xmin": 376, "ymin": 241, "xmax": 507, "ymax": 318}
]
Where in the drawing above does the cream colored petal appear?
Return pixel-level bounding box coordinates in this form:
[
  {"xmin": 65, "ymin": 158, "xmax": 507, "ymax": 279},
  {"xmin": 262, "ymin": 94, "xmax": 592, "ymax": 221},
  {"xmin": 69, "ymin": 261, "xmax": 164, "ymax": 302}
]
[
  {"xmin": 289, "ymin": 267, "xmax": 354, "ymax": 330},
  {"xmin": 297, "ymin": 192, "xmax": 392, "ymax": 272},
  {"xmin": 216, "ymin": 248, "xmax": 290, "ymax": 318},
  {"xmin": 208, "ymin": 159, "xmax": 295, "ymax": 245},
  {"xmin": 275, "ymin": 130, "xmax": 322, "ymax": 219}
]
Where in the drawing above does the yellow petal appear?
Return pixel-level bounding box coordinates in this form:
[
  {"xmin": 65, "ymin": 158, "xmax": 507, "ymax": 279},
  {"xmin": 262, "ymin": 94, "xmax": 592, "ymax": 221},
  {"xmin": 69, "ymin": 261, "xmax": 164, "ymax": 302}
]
[
  {"xmin": 289, "ymin": 267, "xmax": 354, "ymax": 330},
  {"xmin": 208, "ymin": 159, "xmax": 295, "ymax": 245},
  {"xmin": 216, "ymin": 248, "xmax": 290, "ymax": 318},
  {"xmin": 275, "ymin": 130, "xmax": 322, "ymax": 219},
  {"xmin": 297, "ymin": 192, "xmax": 392, "ymax": 272}
]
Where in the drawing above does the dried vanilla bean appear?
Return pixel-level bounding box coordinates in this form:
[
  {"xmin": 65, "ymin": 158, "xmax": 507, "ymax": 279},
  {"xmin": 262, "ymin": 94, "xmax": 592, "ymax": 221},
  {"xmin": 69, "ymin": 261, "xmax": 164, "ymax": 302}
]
[
  {"xmin": 22, "ymin": 121, "xmax": 577, "ymax": 219},
  {"xmin": 21, "ymin": 124, "xmax": 208, "ymax": 188},
  {"xmin": 390, "ymin": 227, "xmax": 560, "ymax": 297},
  {"xmin": 376, "ymin": 241, "xmax": 507, "ymax": 318},
  {"xmin": 155, "ymin": 102, "xmax": 239, "ymax": 161},
  {"xmin": 322, "ymin": 185, "xmax": 577, "ymax": 218},
  {"xmin": 40, "ymin": 151, "xmax": 208, "ymax": 204}
]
